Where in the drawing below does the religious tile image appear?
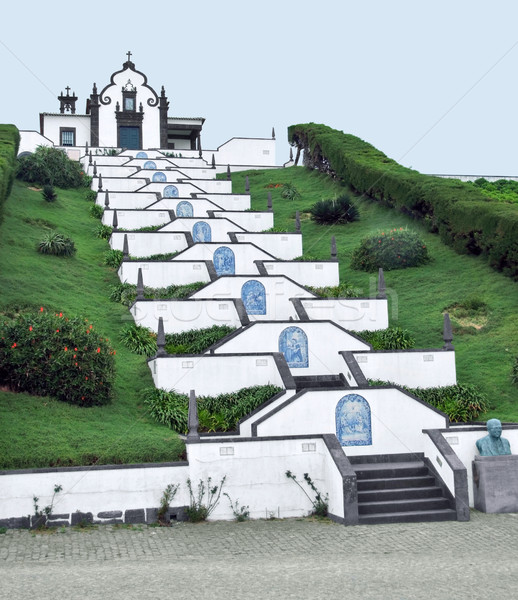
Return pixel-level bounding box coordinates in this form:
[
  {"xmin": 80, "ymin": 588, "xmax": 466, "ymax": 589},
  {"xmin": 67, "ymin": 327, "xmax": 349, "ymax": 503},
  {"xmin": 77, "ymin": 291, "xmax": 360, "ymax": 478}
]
[
  {"xmin": 241, "ymin": 280, "xmax": 266, "ymax": 315},
  {"xmin": 143, "ymin": 160, "xmax": 157, "ymax": 170},
  {"xmin": 163, "ymin": 185, "xmax": 179, "ymax": 198},
  {"xmin": 278, "ymin": 326, "xmax": 308, "ymax": 368},
  {"xmin": 176, "ymin": 201, "xmax": 193, "ymax": 217},
  {"xmin": 193, "ymin": 221, "xmax": 212, "ymax": 243},
  {"xmin": 152, "ymin": 171, "xmax": 167, "ymax": 182},
  {"xmin": 336, "ymin": 394, "xmax": 372, "ymax": 446},
  {"xmin": 213, "ymin": 246, "xmax": 235, "ymax": 276},
  {"xmin": 135, "ymin": 151, "xmax": 148, "ymax": 159}
]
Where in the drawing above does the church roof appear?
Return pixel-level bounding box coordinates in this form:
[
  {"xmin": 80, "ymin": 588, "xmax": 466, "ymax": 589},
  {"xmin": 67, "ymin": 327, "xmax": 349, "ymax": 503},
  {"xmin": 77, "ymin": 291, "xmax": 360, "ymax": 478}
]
[{"xmin": 40, "ymin": 113, "xmax": 89, "ymax": 117}]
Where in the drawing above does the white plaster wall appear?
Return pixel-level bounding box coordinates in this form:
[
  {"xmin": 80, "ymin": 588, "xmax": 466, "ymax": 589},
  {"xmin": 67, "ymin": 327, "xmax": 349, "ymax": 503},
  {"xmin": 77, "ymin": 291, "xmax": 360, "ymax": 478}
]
[
  {"xmin": 237, "ymin": 390, "xmax": 298, "ymax": 437},
  {"xmin": 213, "ymin": 211, "xmax": 274, "ymax": 232},
  {"xmin": 190, "ymin": 194, "xmax": 251, "ymax": 211},
  {"xmin": 40, "ymin": 115, "xmax": 92, "ymax": 147},
  {"xmin": 421, "ymin": 433, "xmax": 456, "ymax": 497},
  {"xmin": 234, "ymin": 233, "xmax": 303, "ymax": 260},
  {"xmin": 18, "ymin": 130, "xmax": 53, "ymax": 154},
  {"xmin": 96, "ymin": 166, "xmax": 139, "ymax": 177},
  {"xmin": 159, "ymin": 217, "xmax": 244, "ymax": 238},
  {"xmin": 118, "ymin": 261, "xmax": 211, "ymax": 287},
  {"xmin": 212, "ymin": 322, "xmax": 370, "ymax": 376},
  {"xmin": 150, "ymin": 198, "xmax": 227, "ymax": 216},
  {"xmin": 96, "ymin": 192, "xmax": 159, "ymax": 210},
  {"xmin": 208, "ymin": 138, "xmax": 276, "ymax": 167},
  {"xmin": 88, "ymin": 156, "xmax": 130, "ymax": 165},
  {"xmin": 102, "ymin": 209, "xmax": 171, "ymax": 229},
  {"xmin": 124, "ymin": 159, "xmax": 177, "ymax": 169},
  {"xmin": 353, "ymin": 350, "xmax": 457, "ymax": 388},
  {"xmin": 162, "ymin": 168, "xmax": 217, "ymax": 180},
  {"xmin": 186, "ymin": 437, "xmax": 333, "ymax": 520},
  {"xmin": 191, "ymin": 276, "xmax": 313, "ymax": 321},
  {"xmin": 438, "ymin": 427, "xmax": 518, "ymax": 506},
  {"xmin": 94, "ymin": 177, "xmax": 149, "ymax": 192},
  {"xmin": 140, "ymin": 181, "xmax": 208, "ymax": 196},
  {"xmin": 252, "ymin": 388, "xmax": 447, "ymax": 457},
  {"xmin": 171, "ymin": 243, "xmax": 274, "ymax": 275},
  {"xmin": 149, "ymin": 354, "xmax": 286, "ymax": 395},
  {"xmin": 0, "ymin": 464, "xmax": 190, "ymax": 521},
  {"xmin": 261, "ymin": 261, "xmax": 340, "ymax": 288},
  {"xmin": 301, "ymin": 298, "xmax": 389, "ymax": 332},
  {"xmin": 131, "ymin": 299, "xmax": 242, "ymax": 332},
  {"xmin": 110, "ymin": 232, "xmax": 189, "ymax": 256}
]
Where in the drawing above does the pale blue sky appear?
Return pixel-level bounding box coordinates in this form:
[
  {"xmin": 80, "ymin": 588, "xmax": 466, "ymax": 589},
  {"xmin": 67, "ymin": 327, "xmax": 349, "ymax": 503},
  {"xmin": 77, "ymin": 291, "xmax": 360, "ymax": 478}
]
[{"xmin": 2, "ymin": 0, "xmax": 517, "ymax": 175}]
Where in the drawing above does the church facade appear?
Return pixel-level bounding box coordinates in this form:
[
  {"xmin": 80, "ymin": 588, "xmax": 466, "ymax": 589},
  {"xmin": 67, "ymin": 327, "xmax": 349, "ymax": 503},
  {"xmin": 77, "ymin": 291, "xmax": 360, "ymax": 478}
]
[{"xmin": 39, "ymin": 52, "xmax": 203, "ymax": 151}]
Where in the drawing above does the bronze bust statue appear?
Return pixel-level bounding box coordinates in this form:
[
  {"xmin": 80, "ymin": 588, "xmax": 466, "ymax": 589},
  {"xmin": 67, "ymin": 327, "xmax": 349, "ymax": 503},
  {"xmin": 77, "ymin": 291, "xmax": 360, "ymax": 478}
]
[{"xmin": 476, "ymin": 419, "xmax": 511, "ymax": 456}]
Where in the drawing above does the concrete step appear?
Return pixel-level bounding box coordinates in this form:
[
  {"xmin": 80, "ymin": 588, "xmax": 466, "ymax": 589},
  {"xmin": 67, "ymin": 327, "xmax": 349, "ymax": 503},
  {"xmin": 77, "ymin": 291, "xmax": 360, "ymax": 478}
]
[
  {"xmin": 354, "ymin": 462, "xmax": 429, "ymax": 480},
  {"xmin": 357, "ymin": 486, "xmax": 443, "ymax": 503},
  {"xmin": 357, "ymin": 475, "xmax": 437, "ymax": 491},
  {"xmin": 359, "ymin": 508, "xmax": 458, "ymax": 525},
  {"xmin": 358, "ymin": 496, "xmax": 452, "ymax": 515}
]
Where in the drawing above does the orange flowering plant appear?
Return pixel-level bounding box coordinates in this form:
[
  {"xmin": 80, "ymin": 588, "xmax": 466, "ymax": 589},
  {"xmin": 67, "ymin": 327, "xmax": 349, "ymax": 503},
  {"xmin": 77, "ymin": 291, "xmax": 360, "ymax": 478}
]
[{"xmin": 0, "ymin": 309, "xmax": 116, "ymax": 406}]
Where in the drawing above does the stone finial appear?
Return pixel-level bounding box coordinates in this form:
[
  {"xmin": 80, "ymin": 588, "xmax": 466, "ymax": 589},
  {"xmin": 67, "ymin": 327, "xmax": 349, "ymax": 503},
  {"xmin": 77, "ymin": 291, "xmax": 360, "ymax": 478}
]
[
  {"xmin": 122, "ymin": 234, "xmax": 129, "ymax": 259},
  {"xmin": 272, "ymin": 127, "xmax": 276, "ymax": 139},
  {"xmin": 168, "ymin": 209, "xmax": 175, "ymax": 221},
  {"xmin": 93, "ymin": 161, "xmax": 97, "ymax": 176},
  {"xmin": 289, "ymin": 147, "xmax": 293, "ymax": 161},
  {"xmin": 88, "ymin": 151, "xmax": 92, "ymax": 165},
  {"xmin": 98, "ymin": 174, "xmax": 103, "ymax": 191},
  {"xmin": 156, "ymin": 317, "xmax": 167, "ymax": 357},
  {"xmin": 377, "ymin": 268, "xmax": 386, "ymax": 299},
  {"xmin": 92, "ymin": 83, "xmax": 98, "ymax": 95},
  {"xmin": 112, "ymin": 210, "xmax": 118, "ymax": 230},
  {"xmin": 85, "ymin": 141, "xmax": 89, "ymax": 154},
  {"xmin": 136, "ymin": 267, "xmax": 145, "ymax": 300},
  {"xmin": 267, "ymin": 191, "xmax": 273, "ymax": 212},
  {"xmin": 187, "ymin": 389, "xmax": 200, "ymax": 441},
  {"xmin": 245, "ymin": 175, "xmax": 250, "ymax": 193},
  {"xmin": 443, "ymin": 313, "xmax": 454, "ymax": 350},
  {"xmin": 226, "ymin": 164, "xmax": 231, "ymax": 180},
  {"xmin": 104, "ymin": 189, "xmax": 110, "ymax": 208},
  {"xmin": 211, "ymin": 154, "xmax": 216, "ymax": 169},
  {"xmin": 331, "ymin": 236, "xmax": 337, "ymax": 261},
  {"xmin": 295, "ymin": 211, "xmax": 301, "ymax": 233}
]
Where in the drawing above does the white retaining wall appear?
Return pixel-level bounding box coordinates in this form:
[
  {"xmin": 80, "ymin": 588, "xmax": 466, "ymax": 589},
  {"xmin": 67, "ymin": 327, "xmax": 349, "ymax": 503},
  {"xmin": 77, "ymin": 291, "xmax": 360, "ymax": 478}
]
[
  {"xmin": 149, "ymin": 198, "xmax": 230, "ymax": 215},
  {"xmin": 301, "ymin": 298, "xmax": 389, "ymax": 332},
  {"xmin": 110, "ymin": 232, "xmax": 189, "ymax": 256},
  {"xmin": 261, "ymin": 261, "xmax": 340, "ymax": 288},
  {"xmin": 103, "ymin": 210, "xmax": 172, "ymax": 229},
  {"xmin": 204, "ymin": 137, "xmax": 276, "ymax": 168},
  {"xmin": 172, "ymin": 244, "xmax": 275, "ymax": 274},
  {"xmin": 18, "ymin": 131, "xmax": 54, "ymax": 155},
  {"xmin": 149, "ymin": 353, "xmax": 287, "ymax": 395},
  {"xmin": 93, "ymin": 177, "xmax": 149, "ymax": 192},
  {"xmin": 131, "ymin": 299, "xmax": 243, "ymax": 332},
  {"xmin": 233, "ymin": 233, "xmax": 303, "ymax": 260},
  {"xmin": 160, "ymin": 217, "xmax": 244, "ymax": 237},
  {"xmin": 353, "ymin": 350, "xmax": 457, "ymax": 388},
  {"xmin": 118, "ymin": 261, "xmax": 212, "ymax": 287},
  {"xmin": 252, "ymin": 387, "xmax": 448, "ymax": 456},
  {"xmin": 213, "ymin": 211, "xmax": 274, "ymax": 232},
  {"xmin": 190, "ymin": 194, "xmax": 251, "ymax": 211},
  {"xmin": 97, "ymin": 192, "xmax": 159, "ymax": 210}
]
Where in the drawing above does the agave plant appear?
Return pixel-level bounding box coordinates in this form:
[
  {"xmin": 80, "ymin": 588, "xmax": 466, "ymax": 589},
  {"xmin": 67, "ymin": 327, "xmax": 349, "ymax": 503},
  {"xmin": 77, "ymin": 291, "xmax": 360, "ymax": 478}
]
[{"xmin": 37, "ymin": 232, "xmax": 76, "ymax": 256}]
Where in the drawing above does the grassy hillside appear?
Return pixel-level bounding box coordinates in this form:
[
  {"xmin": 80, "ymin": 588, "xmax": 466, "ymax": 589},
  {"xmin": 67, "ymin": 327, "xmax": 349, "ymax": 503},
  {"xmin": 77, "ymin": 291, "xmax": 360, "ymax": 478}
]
[
  {"xmin": 233, "ymin": 167, "xmax": 518, "ymax": 421},
  {"xmin": 0, "ymin": 181, "xmax": 184, "ymax": 469}
]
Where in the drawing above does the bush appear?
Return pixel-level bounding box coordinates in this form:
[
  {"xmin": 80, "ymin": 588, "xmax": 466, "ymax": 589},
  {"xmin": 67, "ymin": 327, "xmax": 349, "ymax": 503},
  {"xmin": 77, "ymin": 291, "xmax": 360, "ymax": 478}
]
[
  {"xmin": 142, "ymin": 384, "xmax": 282, "ymax": 433},
  {"xmin": 0, "ymin": 125, "xmax": 20, "ymax": 218},
  {"xmin": 511, "ymin": 357, "xmax": 518, "ymax": 385},
  {"xmin": 17, "ymin": 146, "xmax": 85, "ymax": 188},
  {"xmin": 89, "ymin": 204, "xmax": 104, "ymax": 219},
  {"xmin": 41, "ymin": 184, "xmax": 57, "ymax": 202},
  {"xmin": 371, "ymin": 380, "xmax": 488, "ymax": 422},
  {"xmin": 119, "ymin": 324, "xmax": 157, "ymax": 356},
  {"xmin": 38, "ymin": 232, "xmax": 76, "ymax": 257},
  {"xmin": 164, "ymin": 325, "xmax": 235, "ymax": 354},
  {"xmin": 309, "ymin": 193, "xmax": 359, "ymax": 225},
  {"xmin": 95, "ymin": 224, "xmax": 112, "ymax": 239},
  {"xmin": 351, "ymin": 227, "xmax": 430, "ymax": 272},
  {"xmin": 84, "ymin": 190, "xmax": 97, "ymax": 202},
  {"xmin": 358, "ymin": 326, "xmax": 415, "ymax": 350},
  {"xmin": 103, "ymin": 249, "xmax": 123, "ymax": 269},
  {"xmin": 108, "ymin": 281, "xmax": 207, "ymax": 307},
  {"xmin": 0, "ymin": 309, "xmax": 116, "ymax": 406},
  {"xmin": 281, "ymin": 182, "xmax": 301, "ymax": 201},
  {"xmin": 307, "ymin": 283, "xmax": 361, "ymax": 298}
]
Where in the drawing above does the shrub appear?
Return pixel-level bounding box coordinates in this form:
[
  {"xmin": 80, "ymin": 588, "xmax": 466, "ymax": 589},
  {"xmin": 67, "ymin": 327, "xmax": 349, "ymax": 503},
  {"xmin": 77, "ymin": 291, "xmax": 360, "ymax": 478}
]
[
  {"xmin": 142, "ymin": 384, "xmax": 282, "ymax": 433},
  {"xmin": 17, "ymin": 146, "xmax": 85, "ymax": 188},
  {"xmin": 285, "ymin": 471, "xmax": 328, "ymax": 517},
  {"xmin": 186, "ymin": 476, "xmax": 226, "ymax": 522},
  {"xmin": 95, "ymin": 224, "xmax": 112, "ymax": 239},
  {"xmin": 281, "ymin": 182, "xmax": 301, "ymax": 201},
  {"xmin": 103, "ymin": 249, "xmax": 123, "ymax": 269},
  {"xmin": 511, "ymin": 357, "xmax": 518, "ymax": 385},
  {"xmin": 224, "ymin": 493, "xmax": 250, "ymax": 522},
  {"xmin": 370, "ymin": 380, "xmax": 488, "ymax": 422},
  {"xmin": 293, "ymin": 254, "xmax": 318, "ymax": 262},
  {"xmin": 89, "ymin": 204, "xmax": 104, "ymax": 219},
  {"xmin": 310, "ymin": 193, "xmax": 359, "ymax": 225},
  {"xmin": 351, "ymin": 227, "xmax": 430, "ymax": 272},
  {"xmin": 84, "ymin": 190, "xmax": 97, "ymax": 202},
  {"xmin": 358, "ymin": 326, "xmax": 415, "ymax": 350},
  {"xmin": 307, "ymin": 283, "xmax": 361, "ymax": 298},
  {"xmin": 119, "ymin": 324, "xmax": 157, "ymax": 356},
  {"xmin": 108, "ymin": 281, "xmax": 207, "ymax": 307},
  {"xmin": 0, "ymin": 125, "xmax": 20, "ymax": 218},
  {"xmin": 164, "ymin": 325, "xmax": 235, "ymax": 354},
  {"xmin": 41, "ymin": 184, "xmax": 57, "ymax": 202},
  {"xmin": 37, "ymin": 232, "xmax": 76, "ymax": 257},
  {"xmin": 0, "ymin": 309, "xmax": 116, "ymax": 406}
]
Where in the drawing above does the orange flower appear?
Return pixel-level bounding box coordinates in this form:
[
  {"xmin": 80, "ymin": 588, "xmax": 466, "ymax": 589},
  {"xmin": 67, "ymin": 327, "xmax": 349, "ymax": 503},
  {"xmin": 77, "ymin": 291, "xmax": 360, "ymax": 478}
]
[
  {"xmin": 56, "ymin": 329, "xmax": 60, "ymax": 333},
  {"xmin": 40, "ymin": 307, "xmax": 44, "ymax": 312},
  {"xmin": 29, "ymin": 326, "xmax": 33, "ymax": 331},
  {"xmin": 64, "ymin": 347, "xmax": 68, "ymax": 352},
  {"xmin": 11, "ymin": 342, "xmax": 16, "ymax": 348},
  {"xmin": 96, "ymin": 347, "xmax": 101, "ymax": 353},
  {"xmin": 59, "ymin": 312, "xmax": 63, "ymax": 317}
]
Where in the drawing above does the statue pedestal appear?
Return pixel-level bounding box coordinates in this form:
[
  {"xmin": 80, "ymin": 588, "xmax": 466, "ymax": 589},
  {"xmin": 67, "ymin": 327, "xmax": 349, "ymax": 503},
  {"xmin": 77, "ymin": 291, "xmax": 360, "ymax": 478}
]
[{"xmin": 472, "ymin": 455, "xmax": 518, "ymax": 513}]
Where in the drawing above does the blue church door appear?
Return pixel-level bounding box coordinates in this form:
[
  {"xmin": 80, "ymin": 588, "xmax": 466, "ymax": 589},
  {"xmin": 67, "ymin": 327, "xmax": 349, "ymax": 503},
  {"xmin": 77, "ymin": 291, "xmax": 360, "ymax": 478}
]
[{"xmin": 119, "ymin": 126, "xmax": 141, "ymax": 149}]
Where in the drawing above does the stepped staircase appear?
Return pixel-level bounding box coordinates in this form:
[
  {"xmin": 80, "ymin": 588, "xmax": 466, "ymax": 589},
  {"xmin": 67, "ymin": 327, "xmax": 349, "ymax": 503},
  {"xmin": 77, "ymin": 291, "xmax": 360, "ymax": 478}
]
[
  {"xmin": 292, "ymin": 374, "xmax": 347, "ymax": 391},
  {"xmin": 349, "ymin": 454, "xmax": 458, "ymax": 524}
]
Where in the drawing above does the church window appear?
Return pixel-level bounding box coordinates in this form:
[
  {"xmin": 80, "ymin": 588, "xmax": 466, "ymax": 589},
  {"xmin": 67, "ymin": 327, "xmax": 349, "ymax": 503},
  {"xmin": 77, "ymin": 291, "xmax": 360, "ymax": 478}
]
[{"xmin": 60, "ymin": 128, "xmax": 76, "ymax": 146}]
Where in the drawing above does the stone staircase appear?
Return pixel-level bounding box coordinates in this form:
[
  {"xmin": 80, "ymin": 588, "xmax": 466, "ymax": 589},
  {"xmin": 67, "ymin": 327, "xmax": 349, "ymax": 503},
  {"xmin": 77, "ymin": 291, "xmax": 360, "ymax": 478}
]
[
  {"xmin": 292, "ymin": 374, "xmax": 347, "ymax": 391},
  {"xmin": 350, "ymin": 454, "xmax": 458, "ymax": 524}
]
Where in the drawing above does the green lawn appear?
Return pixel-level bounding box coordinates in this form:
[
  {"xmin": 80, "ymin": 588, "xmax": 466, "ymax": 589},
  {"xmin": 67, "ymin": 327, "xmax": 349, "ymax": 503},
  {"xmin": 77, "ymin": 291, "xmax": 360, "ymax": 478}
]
[
  {"xmin": 0, "ymin": 181, "xmax": 184, "ymax": 469},
  {"xmin": 2, "ymin": 165, "xmax": 518, "ymax": 470},
  {"xmin": 232, "ymin": 167, "xmax": 518, "ymax": 421}
]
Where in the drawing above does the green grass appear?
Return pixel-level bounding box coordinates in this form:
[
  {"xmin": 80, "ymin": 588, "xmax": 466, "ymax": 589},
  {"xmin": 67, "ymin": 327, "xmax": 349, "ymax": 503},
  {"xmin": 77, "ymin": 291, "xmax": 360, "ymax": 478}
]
[
  {"xmin": 228, "ymin": 167, "xmax": 518, "ymax": 421},
  {"xmin": 0, "ymin": 181, "xmax": 184, "ymax": 468}
]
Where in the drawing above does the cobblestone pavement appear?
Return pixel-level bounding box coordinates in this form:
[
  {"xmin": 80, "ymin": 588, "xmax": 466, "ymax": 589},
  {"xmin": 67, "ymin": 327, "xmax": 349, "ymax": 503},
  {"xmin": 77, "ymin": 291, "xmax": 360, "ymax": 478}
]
[{"xmin": 1, "ymin": 510, "xmax": 517, "ymax": 599}]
